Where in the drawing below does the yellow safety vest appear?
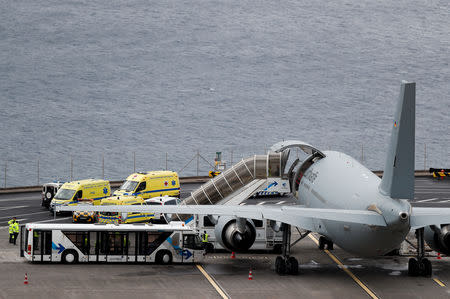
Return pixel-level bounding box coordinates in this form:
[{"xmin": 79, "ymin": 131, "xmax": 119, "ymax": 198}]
[
  {"xmin": 12, "ymin": 222, "xmax": 19, "ymax": 233},
  {"xmin": 202, "ymin": 233, "xmax": 209, "ymax": 242}
]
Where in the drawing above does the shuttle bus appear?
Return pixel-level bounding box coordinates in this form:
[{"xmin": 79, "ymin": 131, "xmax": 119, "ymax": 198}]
[{"xmin": 20, "ymin": 222, "xmax": 204, "ymax": 264}]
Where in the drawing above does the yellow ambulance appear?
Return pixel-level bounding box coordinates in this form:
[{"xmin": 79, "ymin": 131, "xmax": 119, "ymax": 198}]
[
  {"xmin": 97, "ymin": 196, "xmax": 154, "ymax": 224},
  {"xmin": 50, "ymin": 179, "xmax": 111, "ymax": 213},
  {"xmin": 113, "ymin": 171, "xmax": 180, "ymax": 199}
]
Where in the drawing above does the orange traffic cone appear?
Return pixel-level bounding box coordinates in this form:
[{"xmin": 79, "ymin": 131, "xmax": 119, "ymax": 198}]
[
  {"xmin": 231, "ymin": 252, "xmax": 235, "ymax": 259},
  {"xmin": 248, "ymin": 269, "xmax": 253, "ymax": 280},
  {"xmin": 437, "ymin": 252, "xmax": 442, "ymax": 260},
  {"xmin": 24, "ymin": 273, "xmax": 28, "ymax": 285}
]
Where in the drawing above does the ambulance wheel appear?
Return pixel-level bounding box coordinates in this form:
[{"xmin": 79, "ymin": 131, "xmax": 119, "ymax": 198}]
[
  {"xmin": 156, "ymin": 250, "xmax": 172, "ymax": 265},
  {"xmin": 62, "ymin": 250, "xmax": 78, "ymax": 264}
]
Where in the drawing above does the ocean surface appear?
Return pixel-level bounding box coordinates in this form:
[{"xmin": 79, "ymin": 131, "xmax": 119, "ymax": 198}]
[{"xmin": 0, "ymin": 0, "xmax": 449, "ymax": 187}]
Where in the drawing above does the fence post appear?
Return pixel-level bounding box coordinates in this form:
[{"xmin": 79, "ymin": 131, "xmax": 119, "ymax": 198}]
[
  {"xmin": 37, "ymin": 159, "xmax": 40, "ymax": 186},
  {"xmin": 196, "ymin": 150, "xmax": 199, "ymax": 176},
  {"xmin": 165, "ymin": 152, "xmax": 168, "ymax": 171},
  {"xmin": 70, "ymin": 157, "xmax": 73, "ymax": 181},
  {"xmin": 361, "ymin": 144, "xmax": 364, "ymax": 163},
  {"xmin": 231, "ymin": 150, "xmax": 233, "ymax": 166},
  {"xmin": 424, "ymin": 143, "xmax": 427, "ymax": 170}
]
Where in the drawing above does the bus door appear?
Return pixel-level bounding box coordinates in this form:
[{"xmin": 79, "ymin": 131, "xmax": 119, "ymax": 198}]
[
  {"xmin": 20, "ymin": 226, "xmax": 26, "ymax": 257},
  {"xmin": 42, "ymin": 231, "xmax": 52, "ymax": 261},
  {"xmin": 88, "ymin": 231, "xmax": 98, "ymax": 262},
  {"xmin": 137, "ymin": 232, "xmax": 147, "ymax": 262},
  {"xmin": 127, "ymin": 232, "xmax": 137, "ymax": 262},
  {"xmin": 98, "ymin": 232, "xmax": 108, "ymax": 262},
  {"xmin": 106, "ymin": 231, "xmax": 127, "ymax": 262}
]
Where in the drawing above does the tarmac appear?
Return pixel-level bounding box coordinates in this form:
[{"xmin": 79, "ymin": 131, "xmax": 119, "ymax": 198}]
[{"xmin": 0, "ymin": 177, "xmax": 449, "ymax": 298}]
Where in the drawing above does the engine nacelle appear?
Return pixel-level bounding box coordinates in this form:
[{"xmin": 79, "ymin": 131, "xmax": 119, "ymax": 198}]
[
  {"xmin": 214, "ymin": 216, "xmax": 256, "ymax": 252},
  {"xmin": 424, "ymin": 225, "xmax": 450, "ymax": 255}
]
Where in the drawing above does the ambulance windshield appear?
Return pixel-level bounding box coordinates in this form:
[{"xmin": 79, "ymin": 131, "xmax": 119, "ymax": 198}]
[
  {"xmin": 54, "ymin": 188, "xmax": 76, "ymax": 201},
  {"xmin": 120, "ymin": 180, "xmax": 139, "ymax": 192}
]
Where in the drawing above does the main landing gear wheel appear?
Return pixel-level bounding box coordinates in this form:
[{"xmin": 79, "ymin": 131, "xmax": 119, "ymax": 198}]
[
  {"xmin": 274, "ymin": 223, "xmax": 299, "ymax": 275},
  {"xmin": 275, "ymin": 256, "xmax": 298, "ymax": 275},
  {"xmin": 408, "ymin": 258, "xmax": 432, "ymax": 277},
  {"xmin": 318, "ymin": 236, "xmax": 333, "ymax": 250},
  {"xmin": 408, "ymin": 228, "xmax": 432, "ymax": 277}
]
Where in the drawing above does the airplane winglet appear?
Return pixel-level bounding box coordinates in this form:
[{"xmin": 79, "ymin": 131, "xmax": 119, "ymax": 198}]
[{"xmin": 379, "ymin": 81, "xmax": 415, "ymax": 199}]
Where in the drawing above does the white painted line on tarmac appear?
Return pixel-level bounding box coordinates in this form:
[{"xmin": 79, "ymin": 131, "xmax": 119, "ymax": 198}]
[
  {"xmin": 0, "ymin": 211, "xmax": 48, "ymax": 220},
  {"xmin": 0, "ymin": 205, "xmax": 29, "ymax": 211},
  {"xmin": 0, "ymin": 197, "xmax": 38, "ymax": 202},
  {"xmin": 276, "ymin": 201, "xmax": 286, "ymax": 205}
]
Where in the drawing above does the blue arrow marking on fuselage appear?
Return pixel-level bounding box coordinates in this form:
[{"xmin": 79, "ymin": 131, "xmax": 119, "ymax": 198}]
[
  {"xmin": 264, "ymin": 181, "xmax": 278, "ymax": 191},
  {"xmin": 51, "ymin": 242, "xmax": 65, "ymax": 254}
]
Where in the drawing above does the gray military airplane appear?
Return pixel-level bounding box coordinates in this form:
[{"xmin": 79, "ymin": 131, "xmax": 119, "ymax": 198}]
[{"xmin": 59, "ymin": 81, "xmax": 450, "ymax": 276}]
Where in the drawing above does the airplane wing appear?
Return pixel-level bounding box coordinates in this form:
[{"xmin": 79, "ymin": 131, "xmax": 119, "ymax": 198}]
[
  {"xmin": 57, "ymin": 205, "xmax": 387, "ymax": 231},
  {"xmin": 410, "ymin": 207, "xmax": 450, "ymax": 228}
]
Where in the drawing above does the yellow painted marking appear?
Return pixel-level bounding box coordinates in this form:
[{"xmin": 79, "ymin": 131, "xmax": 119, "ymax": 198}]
[
  {"xmin": 196, "ymin": 264, "xmax": 229, "ymax": 299},
  {"xmin": 433, "ymin": 278, "xmax": 446, "ymax": 287},
  {"xmin": 309, "ymin": 235, "xmax": 379, "ymax": 299}
]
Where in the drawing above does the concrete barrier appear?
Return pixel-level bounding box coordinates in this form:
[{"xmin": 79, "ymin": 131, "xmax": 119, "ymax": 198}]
[
  {"xmin": 0, "ymin": 176, "xmax": 211, "ymax": 194},
  {"xmin": 0, "ymin": 171, "xmax": 433, "ymax": 194}
]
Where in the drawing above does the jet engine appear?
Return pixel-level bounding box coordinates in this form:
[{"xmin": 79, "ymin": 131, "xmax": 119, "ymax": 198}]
[
  {"xmin": 214, "ymin": 216, "xmax": 256, "ymax": 252},
  {"xmin": 424, "ymin": 225, "xmax": 450, "ymax": 255}
]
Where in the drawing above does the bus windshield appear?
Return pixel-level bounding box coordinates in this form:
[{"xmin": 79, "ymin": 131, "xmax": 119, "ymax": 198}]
[
  {"xmin": 119, "ymin": 180, "xmax": 139, "ymax": 192},
  {"xmin": 54, "ymin": 188, "xmax": 76, "ymax": 201}
]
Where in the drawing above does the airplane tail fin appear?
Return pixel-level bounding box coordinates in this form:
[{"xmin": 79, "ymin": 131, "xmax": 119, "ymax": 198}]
[{"xmin": 379, "ymin": 81, "xmax": 415, "ymax": 199}]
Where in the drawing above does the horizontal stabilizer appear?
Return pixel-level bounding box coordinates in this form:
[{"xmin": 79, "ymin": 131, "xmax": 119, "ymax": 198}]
[{"xmin": 410, "ymin": 207, "xmax": 450, "ymax": 228}]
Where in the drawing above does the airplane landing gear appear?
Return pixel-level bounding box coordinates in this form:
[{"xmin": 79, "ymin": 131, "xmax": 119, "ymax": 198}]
[
  {"xmin": 318, "ymin": 236, "xmax": 333, "ymax": 250},
  {"xmin": 275, "ymin": 224, "xmax": 299, "ymax": 275},
  {"xmin": 408, "ymin": 228, "xmax": 432, "ymax": 277}
]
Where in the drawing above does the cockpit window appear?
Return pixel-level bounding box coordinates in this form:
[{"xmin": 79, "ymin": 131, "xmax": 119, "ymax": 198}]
[{"xmin": 119, "ymin": 180, "xmax": 139, "ymax": 192}]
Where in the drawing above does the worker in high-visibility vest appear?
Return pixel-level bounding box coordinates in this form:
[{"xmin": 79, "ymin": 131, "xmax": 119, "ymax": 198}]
[
  {"xmin": 201, "ymin": 231, "xmax": 209, "ymax": 256},
  {"xmin": 8, "ymin": 217, "xmax": 17, "ymax": 244},
  {"xmin": 11, "ymin": 220, "xmax": 19, "ymax": 245}
]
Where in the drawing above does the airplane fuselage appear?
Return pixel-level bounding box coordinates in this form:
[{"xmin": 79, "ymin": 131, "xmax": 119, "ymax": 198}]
[{"xmin": 298, "ymin": 151, "xmax": 411, "ymax": 256}]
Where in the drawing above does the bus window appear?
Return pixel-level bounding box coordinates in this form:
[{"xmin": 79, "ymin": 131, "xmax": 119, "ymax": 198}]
[
  {"xmin": 43, "ymin": 231, "xmax": 52, "ymax": 255},
  {"xmin": 138, "ymin": 232, "xmax": 148, "ymax": 255},
  {"xmin": 33, "ymin": 230, "xmax": 41, "ymax": 256},
  {"xmin": 89, "ymin": 232, "xmax": 97, "ymax": 255},
  {"xmin": 108, "ymin": 232, "xmax": 126, "ymax": 255},
  {"xmin": 99, "ymin": 232, "xmax": 108, "ymax": 255},
  {"xmin": 183, "ymin": 235, "xmax": 203, "ymax": 250},
  {"xmin": 147, "ymin": 232, "xmax": 171, "ymax": 255},
  {"xmin": 128, "ymin": 232, "xmax": 136, "ymax": 256},
  {"xmin": 62, "ymin": 231, "xmax": 89, "ymax": 255}
]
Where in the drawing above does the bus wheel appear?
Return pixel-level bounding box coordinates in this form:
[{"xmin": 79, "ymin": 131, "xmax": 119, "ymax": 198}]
[
  {"xmin": 62, "ymin": 250, "xmax": 78, "ymax": 264},
  {"xmin": 156, "ymin": 250, "xmax": 172, "ymax": 265}
]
